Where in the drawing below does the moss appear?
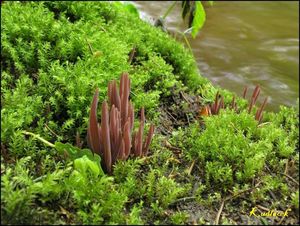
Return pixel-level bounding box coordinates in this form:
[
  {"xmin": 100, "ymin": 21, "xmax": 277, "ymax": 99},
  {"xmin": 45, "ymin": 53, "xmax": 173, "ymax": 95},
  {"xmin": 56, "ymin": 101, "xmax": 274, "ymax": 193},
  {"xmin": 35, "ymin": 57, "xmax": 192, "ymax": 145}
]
[{"xmin": 1, "ymin": 1, "xmax": 299, "ymax": 225}]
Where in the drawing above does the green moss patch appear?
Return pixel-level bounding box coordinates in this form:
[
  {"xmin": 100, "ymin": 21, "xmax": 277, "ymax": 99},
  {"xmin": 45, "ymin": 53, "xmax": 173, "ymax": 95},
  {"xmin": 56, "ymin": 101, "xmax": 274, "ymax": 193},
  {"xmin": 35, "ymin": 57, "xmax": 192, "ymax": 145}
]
[{"xmin": 1, "ymin": 2, "xmax": 299, "ymax": 225}]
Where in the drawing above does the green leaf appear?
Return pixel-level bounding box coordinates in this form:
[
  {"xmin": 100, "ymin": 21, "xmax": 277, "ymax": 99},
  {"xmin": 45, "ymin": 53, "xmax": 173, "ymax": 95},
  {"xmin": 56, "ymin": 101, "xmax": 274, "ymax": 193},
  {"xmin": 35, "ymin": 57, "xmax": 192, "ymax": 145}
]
[
  {"xmin": 54, "ymin": 142, "xmax": 102, "ymax": 168},
  {"xmin": 191, "ymin": 2, "xmax": 206, "ymax": 38},
  {"xmin": 73, "ymin": 155, "xmax": 101, "ymax": 177}
]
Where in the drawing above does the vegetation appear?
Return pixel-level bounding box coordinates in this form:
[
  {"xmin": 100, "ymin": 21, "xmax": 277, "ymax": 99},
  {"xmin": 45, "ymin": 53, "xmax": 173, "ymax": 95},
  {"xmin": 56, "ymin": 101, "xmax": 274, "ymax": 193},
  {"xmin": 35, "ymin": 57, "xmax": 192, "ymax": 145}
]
[
  {"xmin": 160, "ymin": 1, "xmax": 214, "ymax": 38},
  {"xmin": 1, "ymin": 1, "xmax": 299, "ymax": 225}
]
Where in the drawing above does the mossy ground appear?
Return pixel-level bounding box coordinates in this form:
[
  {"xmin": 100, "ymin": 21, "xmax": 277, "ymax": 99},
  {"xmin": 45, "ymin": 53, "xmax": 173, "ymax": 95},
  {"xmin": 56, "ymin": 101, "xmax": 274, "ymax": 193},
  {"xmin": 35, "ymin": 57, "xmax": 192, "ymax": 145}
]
[{"xmin": 1, "ymin": 2, "xmax": 299, "ymax": 225}]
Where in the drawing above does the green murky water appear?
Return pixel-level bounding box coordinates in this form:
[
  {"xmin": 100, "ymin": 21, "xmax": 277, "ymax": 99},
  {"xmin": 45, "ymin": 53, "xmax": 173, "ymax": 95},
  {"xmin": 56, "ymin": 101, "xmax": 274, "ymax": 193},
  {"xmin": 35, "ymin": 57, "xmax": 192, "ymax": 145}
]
[{"xmin": 133, "ymin": 1, "xmax": 299, "ymax": 111}]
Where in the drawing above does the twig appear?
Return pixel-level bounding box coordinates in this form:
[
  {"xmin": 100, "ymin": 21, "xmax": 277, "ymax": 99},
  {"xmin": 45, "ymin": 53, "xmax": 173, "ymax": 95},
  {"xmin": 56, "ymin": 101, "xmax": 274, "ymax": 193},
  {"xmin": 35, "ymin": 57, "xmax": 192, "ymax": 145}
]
[
  {"xmin": 215, "ymin": 200, "xmax": 224, "ymax": 225},
  {"xmin": 258, "ymin": 167, "xmax": 278, "ymax": 201},
  {"xmin": 166, "ymin": 157, "xmax": 181, "ymax": 164},
  {"xmin": 215, "ymin": 181, "xmax": 262, "ymax": 225},
  {"xmin": 185, "ymin": 113, "xmax": 190, "ymax": 125},
  {"xmin": 187, "ymin": 160, "xmax": 195, "ymax": 175},
  {"xmin": 257, "ymin": 122, "xmax": 271, "ymax": 127},
  {"xmin": 1, "ymin": 143, "xmax": 8, "ymax": 161},
  {"xmin": 284, "ymin": 159, "xmax": 289, "ymax": 175},
  {"xmin": 160, "ymin": 126, "xmax": 172, "ymax": 135},
  {"xmin": 277, "ymin": 215, "xmax": 286, "ymax": 225},
  {"xmin": 268, "ymin": 190, "xmax": 278, "ymax": 202},
  {"xmin": 176, "ymin": 30, "xmax": 193, "ymax": 53},
  {"xmin": 99, "ymin": 26, "xmax": 107, "ymax": 32},
  {"xmin": 265, "ymin": 164, "xmax": 275, "ymax": 177},
  {"xmin": 164, "ymin": 141, "xmax": 181, "ymax": 151},
  {"xmin": 45, "ymin": 123, "xmax": 59, "ymax": 137},
  {"xmin": 76, "ymin": 131, "xmax": 83, "ymax": 148},
  {"xmin": 225, "ymin": 181, "xmax": 262, "ymax": 202},
  {"xmin": 162, "ymin": 1, "xmax": 177, "ymax": 19},
  {"xmin": 256, "ymin": 204, "xmax": 270, "ymax": 212},
  {"xmin": 128, "ymin": 46, "xmax": 136, "ymax": 64},
  {"xmin": 139, "ymin": 155, "xmax": 156, "ymax": 162},
  {"xmin": 180, "ymin": 91, "xmax": 192, "ymax": 105},
  {"xmin": 168, "ymin": 166, "xmax": 175, "ymax": 178},
  {"xmin": 165, "ymin": 109, "xmax": 178, "ymax": 122},
  {"xmin": 22, "ymin": 131, "xmax": 55, "ymax": 148},
  {"xmin": 170, "ymin": 196, "xmax": 196, "ymax": 206},
  {"xmin": 277, "ymin": 205, "xmax": 291, "ymax": 225},
  {"xmin": 281, "ymin": 173, "xmax": 299, "ymax": 186},
  {"xmin": 85, "ymin": 38, "xmax": 94, "ymax": 55},
  {"xmin": 33, "ymin": 175, "xmax": 48, "ymax": 182},
  {"xmin": 130, "ymin": 90, "xmax": 137, "ymax": 97},
  {"xmin": 226, "ymin": 181, "xmax": 262, "ymax": 200}
]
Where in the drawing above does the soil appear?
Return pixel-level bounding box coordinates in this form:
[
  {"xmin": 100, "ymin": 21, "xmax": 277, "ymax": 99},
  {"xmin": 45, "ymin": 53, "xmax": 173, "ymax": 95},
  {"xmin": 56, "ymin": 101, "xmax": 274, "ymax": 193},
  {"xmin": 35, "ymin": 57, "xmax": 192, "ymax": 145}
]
[{"xmin": 157, "ymin": 88, "xmax": 202, "ymax": 136}]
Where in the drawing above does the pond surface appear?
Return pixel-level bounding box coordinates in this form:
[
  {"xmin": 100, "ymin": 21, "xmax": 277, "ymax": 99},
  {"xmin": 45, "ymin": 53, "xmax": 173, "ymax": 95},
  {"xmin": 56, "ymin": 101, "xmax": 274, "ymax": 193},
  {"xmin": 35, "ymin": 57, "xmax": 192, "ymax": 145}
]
[{"xmin": 133, "ymin": 1, "xmax": 299, "ymax": 111}]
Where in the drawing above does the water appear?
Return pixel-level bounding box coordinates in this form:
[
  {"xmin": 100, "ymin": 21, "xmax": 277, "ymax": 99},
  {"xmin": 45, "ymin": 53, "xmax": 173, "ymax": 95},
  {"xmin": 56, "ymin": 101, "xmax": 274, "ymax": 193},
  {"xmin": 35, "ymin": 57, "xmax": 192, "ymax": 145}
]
[{"xmin": 132, "ymin": 1, "xmax": 299, "ymax": 111}]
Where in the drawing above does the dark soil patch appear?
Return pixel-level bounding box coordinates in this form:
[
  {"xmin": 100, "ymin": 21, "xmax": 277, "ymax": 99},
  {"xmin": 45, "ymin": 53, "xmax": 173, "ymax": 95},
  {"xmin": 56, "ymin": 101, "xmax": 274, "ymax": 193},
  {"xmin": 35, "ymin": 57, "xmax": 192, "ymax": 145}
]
[{"xmin": 157, "ymin": 88, "xmax": 202, "ymax": 136}]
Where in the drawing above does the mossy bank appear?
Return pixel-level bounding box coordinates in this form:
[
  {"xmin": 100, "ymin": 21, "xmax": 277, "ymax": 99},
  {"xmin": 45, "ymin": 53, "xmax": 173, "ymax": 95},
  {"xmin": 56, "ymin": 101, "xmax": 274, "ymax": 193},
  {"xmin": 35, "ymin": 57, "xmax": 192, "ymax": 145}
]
[{"xmin": 1, "ymin": 2, "xmax": 299, "ymax": 225}]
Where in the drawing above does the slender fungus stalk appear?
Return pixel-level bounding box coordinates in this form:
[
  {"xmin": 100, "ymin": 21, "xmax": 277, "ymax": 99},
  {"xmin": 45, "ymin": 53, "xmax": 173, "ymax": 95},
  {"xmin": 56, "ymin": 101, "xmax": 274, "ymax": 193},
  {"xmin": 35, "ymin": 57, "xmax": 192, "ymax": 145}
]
[
  {"xmin": 248, "ymin": 85, "xmax": 260, "ymax": 113},
  {"xmin": 231, "ymin": 95, "xmax": 237, "ymax": 112},
  {"xmin": 87, "ymin": 73, "xmax": 155, "ymax": 174},
  {"xmin": 101, "ymin": 101, "xmax": 112, "ymax": 174},
  {"xmin": 255, "ymin": 97, "xmax": 268, "ymax": 123},
  {"xmin": 201, "ymin": 85, "xmax": 268, "ymax": 124},
  {"xmin": 243, "ymin": 86, "xmax": 248, "ymax": 99},
  {"xmin": 87, "ymin": 88, "xmax": 101, "ymax": 156}
]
